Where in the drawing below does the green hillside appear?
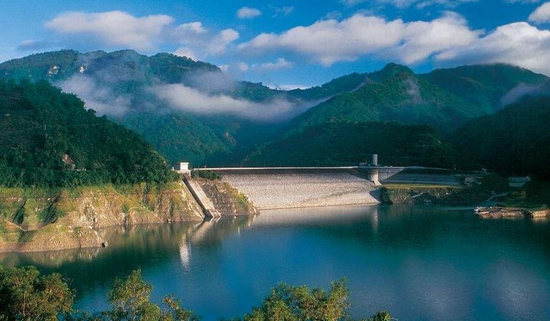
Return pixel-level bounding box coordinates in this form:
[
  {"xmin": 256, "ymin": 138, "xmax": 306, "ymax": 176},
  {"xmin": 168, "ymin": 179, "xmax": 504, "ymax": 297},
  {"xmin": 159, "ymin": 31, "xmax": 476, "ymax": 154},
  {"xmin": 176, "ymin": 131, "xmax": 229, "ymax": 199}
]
[
  {"xmin": 291, "ymin": 64, "xmax": 483, "ymax": 134},
  {"xmin": 3, "ymin": 51, "xmax": 549, "ymax": 171},
  {"xmin": 423, "ymin": 64, "xmax": 548, "ymax": 113},
  {"xmin": 0, "ymin": 80, "xmax": 175, "ymax": 187},
  {"xmin": 451, "ymin": 96, "xmax": 550, "ymax": 179},
  {"xmin": 0, "ymin": 50, "xmax": 362, "ymax": 166},
  {"xmin": 244, "ymin": 122, "xmax": 460, "ymax": 168}
]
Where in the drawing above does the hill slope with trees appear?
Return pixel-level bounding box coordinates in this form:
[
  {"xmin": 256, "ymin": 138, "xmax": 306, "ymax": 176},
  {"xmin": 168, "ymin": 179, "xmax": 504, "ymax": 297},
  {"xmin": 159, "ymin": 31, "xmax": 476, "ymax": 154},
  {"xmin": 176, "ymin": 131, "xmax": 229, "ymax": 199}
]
[
  {"xmin": 244, "ymin": 122, "xmax": 460, "ymax": 168},
  {"xmin": 0, "ymin": 80, "xmax": 175, "ymax": 187},
  {"xmin": 451, "ymin": 96, "xmax": 550, "ymax": 179}
]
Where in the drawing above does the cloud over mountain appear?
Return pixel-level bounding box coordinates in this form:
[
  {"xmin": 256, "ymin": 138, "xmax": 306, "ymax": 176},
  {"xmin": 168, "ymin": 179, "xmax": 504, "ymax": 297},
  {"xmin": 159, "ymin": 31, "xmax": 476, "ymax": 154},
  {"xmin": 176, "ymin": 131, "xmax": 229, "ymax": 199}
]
[
  {"xmin": 437, "ymin": 22, "xmax": 550, "ymax": 75},
  {"xmin": 239, "ymin": 12, "xmax": 480, "ymax": 66},
  {"xmin": 45, "ymin": 11, "xmax": 239, "ymax": 59}
]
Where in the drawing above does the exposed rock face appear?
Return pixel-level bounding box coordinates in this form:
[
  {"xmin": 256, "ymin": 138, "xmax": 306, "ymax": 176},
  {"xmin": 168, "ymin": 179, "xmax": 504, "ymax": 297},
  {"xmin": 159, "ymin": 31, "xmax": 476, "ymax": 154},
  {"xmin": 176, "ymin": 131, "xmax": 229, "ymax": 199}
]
[
  {"xmin": 0, "ymin": 182, "xmax": 206, "ymax": 253},
  {"xmin": 196, "ymin": 178, "xmax": 259, "ymax": 215},
  {"xmin": 475, "ymin": 207, "xmax": 550, "ymax": 219}
]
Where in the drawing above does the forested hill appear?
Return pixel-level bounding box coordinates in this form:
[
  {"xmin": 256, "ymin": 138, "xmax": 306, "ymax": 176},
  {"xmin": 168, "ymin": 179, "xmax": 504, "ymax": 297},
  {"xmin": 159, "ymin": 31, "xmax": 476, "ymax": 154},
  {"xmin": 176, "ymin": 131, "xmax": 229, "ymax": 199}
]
[
  {"xmin": 2, "ymin": 50, "xmax": 549, "ymax": 169},
  {"xmin": 243, "ymin": 122, "xmax": 460, "ymax": 168},
  {"xmin": 423, "ymin": 64, "xmax": 549, "ymax": 114},
  {"xmin": 287, "ymin": 63, "xmax": 549, "ymax": 135},
  {"xmin": 0, "ymin": 80, "xmax": 176, "ymax": 187},
  {"xmin": 0, "ymin": 50, "xmax": 368, "ymax": 166},
  {"xmin": 451, "ymin": 96, "xmax": 550, "ymax": 179}
]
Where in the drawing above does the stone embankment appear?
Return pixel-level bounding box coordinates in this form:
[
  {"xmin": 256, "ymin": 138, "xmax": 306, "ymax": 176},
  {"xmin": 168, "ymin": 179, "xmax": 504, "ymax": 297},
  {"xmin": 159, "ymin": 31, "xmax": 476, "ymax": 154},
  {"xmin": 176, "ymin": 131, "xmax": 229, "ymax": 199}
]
[
  {"xmin": 475, "ymin": 207, "xmax": 550, "ymax": 219},
  {"xmin": 222, "ymin": 172, "xmax": 380, "ymax": 210}
]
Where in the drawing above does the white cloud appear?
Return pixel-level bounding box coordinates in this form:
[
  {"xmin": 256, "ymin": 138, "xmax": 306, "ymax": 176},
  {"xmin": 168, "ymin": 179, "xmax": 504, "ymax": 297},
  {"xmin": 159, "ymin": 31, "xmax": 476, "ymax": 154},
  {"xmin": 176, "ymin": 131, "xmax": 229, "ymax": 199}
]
[
  {"xmin": 508, "ymin": 0, "xmax": 541, "ymax": 3},
  {"xmin": 256, "ymin": 58, "xmax": 294, "ymax": 70},
  {"xmin": 529, "ymin": 2, "xmax": 550, "ymax": 24},
  {"xmin": 174, "ymin": 47, "xmax": 197, "ymax": 60},
  {"xmin": 154, "ymin": 84, "xmax": 298, "ymax": 120},
  {"xmin": 174, "ymin": 22, "xmax": 207, "ymax": 34},
  {"xmin": 239, "ymin": 13, "xmax": 480, "ymax": 66},
  {"xmin": 61, "ymin": 75, "xmax": 131, "ymax": 116},
  {"xmin": 237, "ymin": 62, "xmax": 250, "ymax": 72},
  {"xmin": 341, "ymin": 0, "xmax": 477, "ymax": 8},
  {"xmin": 45, "ymin": 11, "xmax": 238, "ymax": 60},
  {"xmin": 437, "ymin": 22, "xmax": 550, "ymax": 75},
  {"xmin": 237, "ymin": 7, "xmax": 262, "ymax": 19},
  {"xmin": 45, "ymin": 11, "xmax": 173, "ymax": 50},
  {"xmin": 270, "ymin": 6, "xmax": 295, "ymax": 17},
  {"xmin": 205, "ymin": 29, "xmax": 239, "ymax": 56}
]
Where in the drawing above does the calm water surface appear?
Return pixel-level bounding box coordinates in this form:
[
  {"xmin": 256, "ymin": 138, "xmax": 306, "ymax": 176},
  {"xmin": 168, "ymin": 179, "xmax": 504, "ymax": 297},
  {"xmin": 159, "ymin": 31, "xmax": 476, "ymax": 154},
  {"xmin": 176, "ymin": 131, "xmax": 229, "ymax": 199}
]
[{"xmin": 1, "ymin": 206, "xmax": 550, "ymax": 321}]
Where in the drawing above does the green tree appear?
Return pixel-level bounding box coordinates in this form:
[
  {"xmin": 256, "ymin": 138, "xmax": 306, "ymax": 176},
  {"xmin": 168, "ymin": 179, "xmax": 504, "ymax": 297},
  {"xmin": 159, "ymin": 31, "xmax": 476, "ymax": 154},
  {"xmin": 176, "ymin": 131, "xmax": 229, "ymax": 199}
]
[
  {"xmin": 238, "ymin": 279, "xmax": 350, "ymax": 321},
  {"xmin": 107, "ymin": 270, "xmax": 161, "ymax": 321},
  {"xmin": 0, "ymin": 266, "xmax": 73, "ymax": 321}
]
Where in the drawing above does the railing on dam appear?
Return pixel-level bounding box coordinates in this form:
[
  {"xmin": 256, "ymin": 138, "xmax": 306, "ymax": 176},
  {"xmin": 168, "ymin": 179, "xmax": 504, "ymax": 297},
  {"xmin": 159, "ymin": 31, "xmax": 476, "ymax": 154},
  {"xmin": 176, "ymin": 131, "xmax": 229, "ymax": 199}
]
[{"xmin": 192, "ymin": 166, "xmax": 461, "ymax": 186}]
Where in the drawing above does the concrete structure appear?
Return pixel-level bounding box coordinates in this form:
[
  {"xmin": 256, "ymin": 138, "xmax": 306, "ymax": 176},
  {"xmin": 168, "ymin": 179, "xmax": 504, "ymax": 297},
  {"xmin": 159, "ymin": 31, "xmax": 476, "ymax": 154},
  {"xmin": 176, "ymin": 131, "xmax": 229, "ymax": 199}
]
[
  {"xmin": 182, "ymin": 174, "xmax": 221, "ymax": 218},
  {"xmin": 191, "ymin": 155, "xmax": 463, "ymax": 210},
  {"xmin": 219, "ymin": 172, "xmax": 380, "ymax": 210},
  {"xmin": 173, "ymin": 162, "xmax": 191, "ymax": 175}
]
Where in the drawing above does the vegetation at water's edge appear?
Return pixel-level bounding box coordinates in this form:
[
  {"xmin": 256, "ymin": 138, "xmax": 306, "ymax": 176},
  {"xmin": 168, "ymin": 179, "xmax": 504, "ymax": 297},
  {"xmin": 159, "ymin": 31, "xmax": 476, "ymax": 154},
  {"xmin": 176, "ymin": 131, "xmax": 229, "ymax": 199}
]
[
  {"xmin": 0, "ymin": 79, "xmax": 178, "ymax": 187},
  {"xmin": 0, "ymin": 266, "xmax": 391, "ymax": 321}
]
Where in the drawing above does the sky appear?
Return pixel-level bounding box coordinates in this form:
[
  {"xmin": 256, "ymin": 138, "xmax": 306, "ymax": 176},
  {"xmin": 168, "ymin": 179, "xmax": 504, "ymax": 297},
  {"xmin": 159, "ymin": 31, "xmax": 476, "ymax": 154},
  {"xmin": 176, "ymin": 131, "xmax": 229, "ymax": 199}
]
[{"xmin": 1, "ymin": 0, "xmax": 550, "ymax": 88}]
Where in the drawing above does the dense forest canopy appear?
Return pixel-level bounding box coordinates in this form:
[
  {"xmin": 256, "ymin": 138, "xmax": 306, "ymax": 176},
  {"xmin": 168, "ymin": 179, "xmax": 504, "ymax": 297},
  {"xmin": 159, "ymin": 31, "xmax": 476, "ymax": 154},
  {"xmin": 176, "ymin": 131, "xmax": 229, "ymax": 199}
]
[
  {"xmin": 0, "ymin": 79, "xmax": 176, "ymax": 187},
  {"xmin": 452, "ymin": 96, "xmax": 550, "ymax": 179},
  {"xmin": 244, "ymin": 122, "xmax": 460, "ymax": 168},
  {"xmin": 2, "ymin": 50, "xmax": 550, "ymax": 177}
]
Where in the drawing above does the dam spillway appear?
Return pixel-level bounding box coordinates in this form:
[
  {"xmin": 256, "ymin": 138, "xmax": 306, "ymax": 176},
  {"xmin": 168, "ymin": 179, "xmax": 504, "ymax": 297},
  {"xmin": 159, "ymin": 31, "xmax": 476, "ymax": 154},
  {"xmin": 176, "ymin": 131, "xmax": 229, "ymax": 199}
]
[
  {"xmin": 191, "ymin": 166, "xmax": 459, "ymax": 211},
  {"xmin": 196, "ymin": 168, "xmax": 382, "ymax": 210}
]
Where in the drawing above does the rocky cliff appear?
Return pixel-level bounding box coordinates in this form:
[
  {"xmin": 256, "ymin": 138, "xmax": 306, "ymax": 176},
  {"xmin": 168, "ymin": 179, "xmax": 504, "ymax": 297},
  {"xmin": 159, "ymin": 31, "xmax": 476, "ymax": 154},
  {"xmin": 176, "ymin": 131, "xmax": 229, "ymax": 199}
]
[{"xmin": 0, "ymin": 182, "xmax": 231, "ymax": 252}]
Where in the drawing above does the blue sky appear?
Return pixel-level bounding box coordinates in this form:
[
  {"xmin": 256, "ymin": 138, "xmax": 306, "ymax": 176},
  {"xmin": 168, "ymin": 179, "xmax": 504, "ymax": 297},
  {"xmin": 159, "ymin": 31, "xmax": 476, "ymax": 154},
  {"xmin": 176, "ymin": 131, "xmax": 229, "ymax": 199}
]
[{"xmin": 1, "ymin": 0, "xmax": 550, "ymax": 87}]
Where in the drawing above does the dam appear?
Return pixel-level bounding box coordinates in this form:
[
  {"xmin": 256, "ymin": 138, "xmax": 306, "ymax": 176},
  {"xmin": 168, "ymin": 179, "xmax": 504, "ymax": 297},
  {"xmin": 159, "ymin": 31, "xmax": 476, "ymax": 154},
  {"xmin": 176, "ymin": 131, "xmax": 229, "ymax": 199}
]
[
  {"xmin": 190, "ymin": 161, "xmax": 460, "ymax": 210},
  {"xmin": 174, "ymin": 154, "xmax": 463, "ymax": 212}
]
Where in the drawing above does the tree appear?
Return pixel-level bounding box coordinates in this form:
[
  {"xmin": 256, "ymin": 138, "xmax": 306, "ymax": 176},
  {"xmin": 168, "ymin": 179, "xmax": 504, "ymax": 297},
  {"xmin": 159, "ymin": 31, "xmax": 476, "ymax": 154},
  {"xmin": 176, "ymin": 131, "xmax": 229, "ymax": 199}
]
[
  {"xmin": 0, "ymin": 266, "xmax": 74, "ymax": 321},
  {"xmin": 107, "ymin": 270, "xmax": 161, "ymax": 321},
  {"xmin": 238, "ymin": 279, "xmax": 350, "ymax": 321}
]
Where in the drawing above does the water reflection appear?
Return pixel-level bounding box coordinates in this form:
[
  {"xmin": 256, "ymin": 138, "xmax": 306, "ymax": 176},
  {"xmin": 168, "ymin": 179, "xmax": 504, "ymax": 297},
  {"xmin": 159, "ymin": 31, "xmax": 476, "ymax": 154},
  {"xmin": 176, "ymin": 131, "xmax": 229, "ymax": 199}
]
[{"xmin": 1, "ymin": 206, "xmax": 549, "ymax": 321}]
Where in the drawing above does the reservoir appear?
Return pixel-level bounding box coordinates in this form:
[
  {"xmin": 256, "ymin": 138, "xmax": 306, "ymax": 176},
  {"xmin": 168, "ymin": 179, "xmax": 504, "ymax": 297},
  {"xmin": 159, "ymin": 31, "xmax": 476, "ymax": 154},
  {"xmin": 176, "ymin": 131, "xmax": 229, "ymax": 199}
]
[{"xmin": 1, "ymin": 205, "xmax": 549, "ymax": 321}]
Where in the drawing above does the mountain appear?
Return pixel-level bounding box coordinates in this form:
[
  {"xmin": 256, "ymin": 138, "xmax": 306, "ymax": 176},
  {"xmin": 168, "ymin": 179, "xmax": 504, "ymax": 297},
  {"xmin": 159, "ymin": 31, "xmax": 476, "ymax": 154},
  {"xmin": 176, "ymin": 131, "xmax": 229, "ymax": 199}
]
[
  {"xmin": 289, "ymin": 63, "xmax": 484, "ymax": 134},
  {"xmin": 0, "ymin": 50, "xmax": 365, "ymax": 166},
  {"xmin": 0, "ymin": 79, "xmax": 175, "ymax": 187},
  {"xmin": 451, "ymin": 95, "xmax": 550, "ymax": 179},
  {"xmin": 423, "ymin": 64, "xmax": 549, "ymax": 114},
  {"xmin": 243, "ymin": 122, "xmax": 460, "ymax": 168},
  {"xmin": 3, "ymin": 51, "xmax": 550, "ymax": 170}
]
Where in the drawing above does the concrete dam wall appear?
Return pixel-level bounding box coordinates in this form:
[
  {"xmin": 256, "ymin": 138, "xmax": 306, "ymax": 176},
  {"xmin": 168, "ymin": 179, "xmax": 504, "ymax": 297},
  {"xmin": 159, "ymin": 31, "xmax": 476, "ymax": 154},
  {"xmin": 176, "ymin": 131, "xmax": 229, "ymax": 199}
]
[{"xmin": 221, "ymin": 172, "xmax": 380, "ymax": 210}]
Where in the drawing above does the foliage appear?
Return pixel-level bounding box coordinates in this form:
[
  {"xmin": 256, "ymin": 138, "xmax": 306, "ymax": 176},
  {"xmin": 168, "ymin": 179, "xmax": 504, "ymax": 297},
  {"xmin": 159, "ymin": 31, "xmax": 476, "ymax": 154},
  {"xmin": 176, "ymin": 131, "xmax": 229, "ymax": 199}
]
[
  {"xmin": 191, "ymin": 170, "xmax": 222, "ymax": 180},
  {"xmin": 451, "ymin": 96, "xmax": 550, "ymax": 179},
  {"xmin": 290, "ymin": 63, "xmax": 484, "ymax": 134},
  {"xmin": 287, "ymin": 73, "xmax": 368, "ymax": 101},
  {"xmin": 0, "ymin": 265, "xmax": 74, "ymax": 321},
  {"xmin": 121, "ymin": 112, "xmax": 232, "ymax": 165},
  {"xmin": 236, "ymin": 279, "xmax": 350, "ymax": 321},
  {"xmin": 0, "ymin": 267, "xmax": 391, "ymax": 321},
  {"xmin": 423, "ymin": 63, "xmax": 549, "ymax": 113},
  {"xmin": 245, "ymin": 122, "xmax": 461, "ymax": 168},
  {"xmin": 0, "ymin": 79, "xmax": 177, "ymax": 187}
]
